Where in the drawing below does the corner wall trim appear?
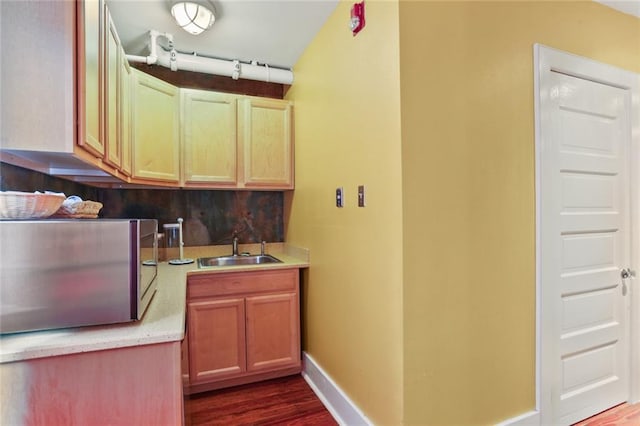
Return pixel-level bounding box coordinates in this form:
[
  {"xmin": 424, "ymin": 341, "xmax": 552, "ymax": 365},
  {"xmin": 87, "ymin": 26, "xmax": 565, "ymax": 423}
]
[{"xmin": 301, "ymin": 352, "xmax": 372, "ymax": 426}]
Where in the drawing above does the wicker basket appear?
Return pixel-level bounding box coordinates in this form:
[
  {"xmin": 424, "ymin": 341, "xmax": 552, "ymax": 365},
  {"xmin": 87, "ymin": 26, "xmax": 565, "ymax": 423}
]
[
  {"xmin": 0, "ymin": 191, "xmax": 66, "ymax": 220},
  {"xmin": 52, "ymin": 198, "xmax": 103, "ymax": 218}
]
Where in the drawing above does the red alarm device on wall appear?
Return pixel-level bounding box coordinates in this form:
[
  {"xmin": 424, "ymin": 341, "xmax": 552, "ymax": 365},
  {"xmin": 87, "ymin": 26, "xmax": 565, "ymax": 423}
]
[{"xmin": 350, "ymin": 1, "xmax": 366, "ymax": 36}]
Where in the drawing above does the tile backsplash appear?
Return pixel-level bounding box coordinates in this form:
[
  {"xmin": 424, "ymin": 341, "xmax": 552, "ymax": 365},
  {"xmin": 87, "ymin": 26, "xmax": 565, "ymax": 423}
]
[{"xmin": 0, "ymin": 162, "xmax": 284, "ymax": 245}]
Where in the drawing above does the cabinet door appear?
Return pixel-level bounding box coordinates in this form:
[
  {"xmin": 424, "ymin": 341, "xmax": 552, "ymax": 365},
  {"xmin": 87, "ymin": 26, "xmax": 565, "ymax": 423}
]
[
  {"xmin": 245, "ymin": 292, "xmax": 300, "ymax": 373},
  {"xmin": 131, "ymin": 70, "xmax": 180, "ymax": 182},
  {"xmin": 181, "ymin": 89, "xmax": 238, "ymax": 186},
  {"xmin": 187, "ymin": 298, "xmax": 246, "ymax": 383},
  {"xmin": 119, "ymin": 49, "xmax": 132, "ymax": 176},
  {"xmin": 181, "ymin": 332, "xmax": 190, "ymax": 387},
  {"xmin": 239, "ymin": 98, "xmax": 294, "ymax": 189},
  {"xmin": 104, "ymin": 9, "xmax": 120, "ymax": 168},
  {"xmin": 77, "ymin": 0, "xmax": 104, "ymax": 157},
  {"xmin": 0, "ymin": 1, "xmax": 75, "ymax": 153}
]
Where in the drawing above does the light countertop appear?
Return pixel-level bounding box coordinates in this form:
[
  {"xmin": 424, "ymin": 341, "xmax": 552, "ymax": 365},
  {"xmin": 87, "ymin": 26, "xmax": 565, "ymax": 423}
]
[{"xmin": 0, "ymin": 244, "xmax": 308, "ymax": 364}]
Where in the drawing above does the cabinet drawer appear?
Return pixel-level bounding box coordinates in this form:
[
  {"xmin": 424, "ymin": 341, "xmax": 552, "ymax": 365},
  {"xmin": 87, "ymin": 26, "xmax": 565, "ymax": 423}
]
[{"xmin": 188, "ymin": 268, "xmax": 298, "ymax": 298}]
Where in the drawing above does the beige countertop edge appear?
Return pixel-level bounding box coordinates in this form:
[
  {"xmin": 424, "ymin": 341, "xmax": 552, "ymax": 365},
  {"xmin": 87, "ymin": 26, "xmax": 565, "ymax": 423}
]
[{"xmin": 0, "ymin": 244, "xmax": 308, "ymax": 364}]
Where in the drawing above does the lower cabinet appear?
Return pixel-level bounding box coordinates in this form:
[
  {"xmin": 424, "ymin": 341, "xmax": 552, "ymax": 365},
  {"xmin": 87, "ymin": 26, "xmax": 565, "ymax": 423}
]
[
  {"xmin": 188, "ymin": 297, "xmax": 246, "ymax": 383},
  {"xmin": 184, "ymin": 268, "xmax": 301, "ymax": 394},
  {"xmin": 1, "ymin": 342, "xmax": 183, "ymax": 424}
]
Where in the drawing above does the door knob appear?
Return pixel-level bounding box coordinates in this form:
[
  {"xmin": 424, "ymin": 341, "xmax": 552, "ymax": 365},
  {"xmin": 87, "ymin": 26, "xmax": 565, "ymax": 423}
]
[{"xmin": 621, "ymin": 268, "xmax": 636, "ymax": 279}]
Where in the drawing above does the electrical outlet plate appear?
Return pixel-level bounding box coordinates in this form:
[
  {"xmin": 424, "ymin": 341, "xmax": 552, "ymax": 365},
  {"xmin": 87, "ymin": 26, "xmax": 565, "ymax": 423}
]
[
  {"xmin": 336, "ymin": 187, "xmax": 344, "ymax": 208},
  {"xmin": 358, "ymin": 185, "xmax": 365, "ymax": 207}
]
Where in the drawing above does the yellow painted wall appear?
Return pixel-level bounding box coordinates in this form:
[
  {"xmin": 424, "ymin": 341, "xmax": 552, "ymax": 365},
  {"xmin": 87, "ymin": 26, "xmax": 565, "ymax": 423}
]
[
  {"xmin": 400, "ymin": 1, "xmax": 639, "ymax": 425},
  {"xmin": 288, "ymin": 0, "xmax": 637, "ymax": 424},
  {"xmin": 285, "ymin": 1, "xmax": 404, "ymax": 424}
]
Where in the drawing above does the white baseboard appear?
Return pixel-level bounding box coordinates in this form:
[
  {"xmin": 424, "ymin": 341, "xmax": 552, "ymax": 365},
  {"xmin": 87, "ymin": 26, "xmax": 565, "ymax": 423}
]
[
  {"xmin": 303, "ymin": 351, "xmax": 541, "ymax": 426},
  {"xmin": 301, "ymin": 352, "xmax": 372, "ymax": 426},
  {"xmin": 495, "ymin": 410, "xmax": 540, "ymax": 426}
]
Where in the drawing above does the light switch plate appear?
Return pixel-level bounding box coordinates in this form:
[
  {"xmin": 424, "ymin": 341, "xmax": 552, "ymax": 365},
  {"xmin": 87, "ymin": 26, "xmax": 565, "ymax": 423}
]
[
  {"xmin": 358, "ymin": 185, "xmax": 365, "ymax": 207},
  {"xmin": 336, "ymin": 187, "xmax": 344, "ymax": 208}
]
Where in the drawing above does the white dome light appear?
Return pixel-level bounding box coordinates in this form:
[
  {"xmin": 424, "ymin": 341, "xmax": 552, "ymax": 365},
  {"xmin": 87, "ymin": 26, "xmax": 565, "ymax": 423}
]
[{"xmin": 171, "ymin": 1, "xmax": 215, "ymax": 35}]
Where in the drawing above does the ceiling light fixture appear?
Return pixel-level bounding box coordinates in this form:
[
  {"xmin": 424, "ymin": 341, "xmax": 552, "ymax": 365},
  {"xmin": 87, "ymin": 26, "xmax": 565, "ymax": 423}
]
[{"xmin": 171, "ymin": 1, "xmax": 216, "ymax": 35}]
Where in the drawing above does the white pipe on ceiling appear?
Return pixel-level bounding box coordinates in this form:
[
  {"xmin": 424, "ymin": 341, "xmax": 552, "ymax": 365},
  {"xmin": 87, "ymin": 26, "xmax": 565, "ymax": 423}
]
[{"xmin": 126, "ymin": 30, "xmax": 294, "ymax": 85}]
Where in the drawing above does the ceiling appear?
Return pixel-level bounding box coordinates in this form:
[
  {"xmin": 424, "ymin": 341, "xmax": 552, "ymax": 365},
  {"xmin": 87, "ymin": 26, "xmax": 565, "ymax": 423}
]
[
  {"xmin": 107, "ymin": 0, "xmax": 340, "ymax": 71},
  {"xmin": 107, "ymin": 0, "xmax": 638, "ymax": 75},
  {"xmin": 594, "ymin": 0, "xmax": 640, "ymax": 17}
]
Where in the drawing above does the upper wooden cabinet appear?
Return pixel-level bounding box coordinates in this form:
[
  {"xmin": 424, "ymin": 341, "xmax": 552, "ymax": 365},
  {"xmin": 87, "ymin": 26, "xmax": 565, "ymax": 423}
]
[
  {"xmin": 78, "ymin": 1, "xmax": 129, "ymax": 177},
  {"xmin": 0, "ymin": 1, "xmax": 293, "ymax": 189},
  {"xmin": 104, "ymin": 7, "xmax": 121, "ymax": 169},
  {"xmin": 239, "ymin": 98, "xmax": 294, "ymax": 189},
  {"xmin": 77, "ymin": 0, "xmax": 104, "ymax": 157},
  {"xmin": 119, "ymin": 50, "xmax": 133, "ymax": 177},
  {"xmin": 180, "ymin": 89, "xmax": 294, "ymax": 190},
  {"xmin": 0, "ymin": 1, "xmax": 76, "ymax": 153},
  {"xmin": 181, "ymin": 89, "xmax": 238, "ymax": 187},
  {"xmin": 131, "ymin": 69, "xmax": 180, "ymax": 183}
]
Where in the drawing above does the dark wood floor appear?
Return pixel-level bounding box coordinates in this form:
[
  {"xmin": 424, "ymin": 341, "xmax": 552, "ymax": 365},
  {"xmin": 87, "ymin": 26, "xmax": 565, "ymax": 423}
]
[
  {"xmin": 186, "ymin": 376, "xmax": 639, "ymax": 425},
  {"xmin": 573, "ymin": 402, "xmax": 640, "ymax": 425},
  {"xmin": 184, "ymin": 375, "xmax": 338, "ymax": 426}
]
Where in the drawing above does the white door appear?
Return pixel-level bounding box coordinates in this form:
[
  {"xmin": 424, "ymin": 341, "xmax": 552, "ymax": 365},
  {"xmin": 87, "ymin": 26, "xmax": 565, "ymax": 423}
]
[{"xmin": 537, "ymin": 46, "xmax": 638, "ymax": 425}]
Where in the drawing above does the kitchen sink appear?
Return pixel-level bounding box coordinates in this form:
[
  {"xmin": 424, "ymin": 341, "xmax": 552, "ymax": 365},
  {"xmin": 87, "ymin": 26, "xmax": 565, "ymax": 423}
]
[{"xmin": 197, "ymin": 254, "xmax": 283, "ymax": 268}]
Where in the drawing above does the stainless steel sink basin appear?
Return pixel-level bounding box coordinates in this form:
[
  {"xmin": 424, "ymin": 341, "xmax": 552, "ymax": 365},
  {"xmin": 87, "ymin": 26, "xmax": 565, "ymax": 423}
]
[{"xmin": 197, "ymin": 254, "xmax": 282, "ymax": 268}]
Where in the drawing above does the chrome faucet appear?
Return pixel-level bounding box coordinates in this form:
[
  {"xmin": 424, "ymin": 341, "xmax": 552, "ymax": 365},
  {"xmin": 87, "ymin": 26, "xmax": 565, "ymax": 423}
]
[{"xmin": 232, "ymin": 235, "xmax": 239, "ymax": 256}]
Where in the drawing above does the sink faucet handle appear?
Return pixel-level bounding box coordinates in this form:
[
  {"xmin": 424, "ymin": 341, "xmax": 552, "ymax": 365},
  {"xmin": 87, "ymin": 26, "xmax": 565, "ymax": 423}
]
[
  {"xmin": 261, "ymin": 241, "xmax": 266, "ymax": 256},
  {"xmin": 232, "ymin": 235, "xmax": 239, "ymax": 256}
]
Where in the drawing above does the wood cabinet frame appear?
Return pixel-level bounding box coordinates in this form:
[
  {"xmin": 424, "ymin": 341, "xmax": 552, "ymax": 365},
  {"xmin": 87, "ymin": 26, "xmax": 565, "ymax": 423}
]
[
  {"xmin": 180, "ymin": 89, "xmax": 294, "ymax": 190},
  {"xmin": 131, "ymin": 69, "xmax": 181, "ymax": 183},
  {"xmin": 184, "ymin": 268, "xmax": 301, "ymax": 394},
  {"xmin": 239, "ymin": 97, "xmax": 294, "ymax": 189},
  {"xmin": 0, "ymin": 2, "xmax": 294, "ymax": 190},
  {"xmin": 104, "ymin": 6, "xmax": 121, "ymax": 169},
  {"xmin": 76, "ymin": 0, "xmax": 105, "ymax": 157}
]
